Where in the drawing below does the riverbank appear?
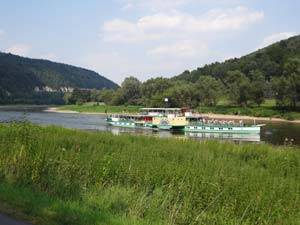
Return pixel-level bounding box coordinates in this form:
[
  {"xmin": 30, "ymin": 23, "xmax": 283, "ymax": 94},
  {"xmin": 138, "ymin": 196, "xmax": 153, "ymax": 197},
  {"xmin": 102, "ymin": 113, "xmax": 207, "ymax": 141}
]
[
  {"xmin": 46, "ymin": 107, "xmax": 300, "ymax": 123},
  {"xmin": 53, "ymin": 103, "xmax": 140, "ymax": 114},
  {"xmin": 199, "ymin": 103, "xmax": 300, "ymax": 121},
  {"xmin": 0, "ymin": 105, "xmax": 54, "ymax": 111},
  {"xmin": 1, "ymin": 123, "xmax": 300, "ymax": 224},
  {"xmin": 200, "ymin": 113, "xmax": 300, "ymax": 123}
]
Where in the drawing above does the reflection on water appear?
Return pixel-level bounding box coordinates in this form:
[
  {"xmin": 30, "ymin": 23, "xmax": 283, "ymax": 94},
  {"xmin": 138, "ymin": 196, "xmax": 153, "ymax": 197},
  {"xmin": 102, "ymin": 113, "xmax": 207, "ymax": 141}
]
[
  {"xmin": 0, "ymin": 108, "xmax": 299, "ymax": 145},
  {"xmin": 186, "ymin": 132, "xmax": 261, "ymax": 143},
  {"xmin": 110, "ymin": 126, "xmax": 173, "ymax": 138},
  {"xmin": 109, "ymin": 126, "xmax": 262, "ymax": 143}
]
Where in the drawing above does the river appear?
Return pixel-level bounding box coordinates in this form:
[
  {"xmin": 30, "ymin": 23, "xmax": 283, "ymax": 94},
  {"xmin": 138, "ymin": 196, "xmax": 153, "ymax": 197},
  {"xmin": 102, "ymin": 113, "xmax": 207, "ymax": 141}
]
[{"xmin": 0, "ymin": 106, "xmax": 299, "ymax": 145}]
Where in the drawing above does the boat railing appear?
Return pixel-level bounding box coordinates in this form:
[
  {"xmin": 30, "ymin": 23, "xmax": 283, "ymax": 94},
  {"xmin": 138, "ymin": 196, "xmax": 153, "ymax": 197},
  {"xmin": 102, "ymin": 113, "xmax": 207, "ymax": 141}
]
[{"xmin": 188, "ymin": 121, "xmax": 246, "ymax": 127}]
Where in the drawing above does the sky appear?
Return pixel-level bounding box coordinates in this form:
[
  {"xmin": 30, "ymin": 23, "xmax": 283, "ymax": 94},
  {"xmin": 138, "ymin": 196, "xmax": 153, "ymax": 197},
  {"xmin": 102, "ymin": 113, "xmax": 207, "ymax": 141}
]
[{"xmin": 0, "ymin": 0, "xmax": 299, "ymax": 84}]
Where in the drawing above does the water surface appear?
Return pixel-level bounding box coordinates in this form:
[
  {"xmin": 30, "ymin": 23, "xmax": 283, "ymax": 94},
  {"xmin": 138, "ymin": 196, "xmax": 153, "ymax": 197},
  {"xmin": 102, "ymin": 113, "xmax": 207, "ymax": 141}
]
[{"xmin": 0, "ymin": 107, "xmax": 299, "ymax": 145}]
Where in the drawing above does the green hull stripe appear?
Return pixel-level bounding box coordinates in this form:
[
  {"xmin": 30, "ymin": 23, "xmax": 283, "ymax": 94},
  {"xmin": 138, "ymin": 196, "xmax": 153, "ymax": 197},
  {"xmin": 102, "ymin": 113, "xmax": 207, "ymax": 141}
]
[
  {"xmin": 109, "ymin": 122, "xmax": 153, "ymax": 129},
  {"xmin": 108, "ymin": 119, "xmax": 260, "ymax": 134}
]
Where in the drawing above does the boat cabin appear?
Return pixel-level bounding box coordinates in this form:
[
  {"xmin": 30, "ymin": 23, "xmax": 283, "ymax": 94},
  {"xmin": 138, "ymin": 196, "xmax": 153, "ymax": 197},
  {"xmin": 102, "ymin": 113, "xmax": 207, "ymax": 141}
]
[{"xmin": 140, "ymin": 108, "xmax": 188, "ymax": 117}]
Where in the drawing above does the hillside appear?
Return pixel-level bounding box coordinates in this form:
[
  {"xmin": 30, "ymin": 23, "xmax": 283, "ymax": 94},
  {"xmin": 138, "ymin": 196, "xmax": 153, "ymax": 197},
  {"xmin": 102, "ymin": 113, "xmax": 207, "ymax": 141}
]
[
  {"xmin": 0, "ymin": 52, "xmax": 118, "ymax": 104},
  {"xmin": 174, "ymin": 35, "xmax": 300, "ymax": 82}
]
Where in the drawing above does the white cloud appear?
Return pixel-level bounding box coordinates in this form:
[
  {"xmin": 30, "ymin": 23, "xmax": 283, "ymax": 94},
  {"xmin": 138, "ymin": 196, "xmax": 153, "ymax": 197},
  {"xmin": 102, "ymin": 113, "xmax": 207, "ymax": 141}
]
[
  {"xmin": 187, "ymin": 6, "xmax": 264, "ymax": 32},
  {"xmin": 98, "ymin": 2, "xmax": 265, "ymax": 82},
  {"xmin": 101, "ymin": 6, "xmax": 264, "ymax": 43},
  {"xmin": 259, "ymin": 32, "xmax": 296, "ymax": 48},
  {"xmin": 137, "ymin": 13, "xmax": 184, "ymax": 30},
  {"xmin": 147, "ymin": 41, "xmax": 207, "ymax": 59},
  {"xmin": 103, "ymin": 19, "xmax": 136, "ymax": 33},
  {"xmin": 101, "ymin": 19, "xmax": 163, "ymax": 43},
  {"xmin": 6, "ymin": 44, "xmax": 31, "ymax": 56}
]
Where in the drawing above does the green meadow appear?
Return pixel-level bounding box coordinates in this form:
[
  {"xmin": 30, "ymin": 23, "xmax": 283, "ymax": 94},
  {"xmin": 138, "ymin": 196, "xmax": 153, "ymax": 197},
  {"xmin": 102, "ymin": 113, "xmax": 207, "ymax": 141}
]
[
  {"xmin": 57, "ymin": 102, "xmax": 140, "ymax": 114},
  {"xmin": 57, "ymin": 100, "xmax": 300, "ymax": 120},
  {"xmin": 198, "ymin": 99, "xmax": 300, "ymax": 120},
  {"xmin": 1, "ymin": 123, "xmax": 300, "ymax": 224}
]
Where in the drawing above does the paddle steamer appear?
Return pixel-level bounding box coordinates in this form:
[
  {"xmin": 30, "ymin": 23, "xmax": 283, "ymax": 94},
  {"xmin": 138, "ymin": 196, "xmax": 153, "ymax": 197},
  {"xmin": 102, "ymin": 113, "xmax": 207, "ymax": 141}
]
[{"xmin": 106, "ymin": 108, "xmax": 264, "ymax": 134}]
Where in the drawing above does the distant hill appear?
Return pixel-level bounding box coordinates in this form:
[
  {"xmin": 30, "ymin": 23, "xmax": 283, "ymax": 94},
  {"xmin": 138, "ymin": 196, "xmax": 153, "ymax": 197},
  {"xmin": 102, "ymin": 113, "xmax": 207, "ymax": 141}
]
[
  {"xmin": 174, "ymin": 35, "xmax": 300, "ymax": 82},
  {"xmin": 0, "ymin": 52, "xmax": 118, "ymax": 104}
]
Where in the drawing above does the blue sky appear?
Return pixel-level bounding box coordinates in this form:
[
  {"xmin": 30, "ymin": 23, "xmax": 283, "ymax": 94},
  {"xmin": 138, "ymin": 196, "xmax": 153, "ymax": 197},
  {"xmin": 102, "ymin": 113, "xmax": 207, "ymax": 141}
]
[{"xmin": 0, "ymin": 0, "xmax": 299, "ymax": 84}]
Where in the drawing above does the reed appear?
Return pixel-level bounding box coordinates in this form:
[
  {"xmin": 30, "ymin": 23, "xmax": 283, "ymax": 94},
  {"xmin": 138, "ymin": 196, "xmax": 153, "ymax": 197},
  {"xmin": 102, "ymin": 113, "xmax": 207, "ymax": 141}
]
[{"xmin": 0, "ymin": 122, "xmax": 300, "ymax": 224}]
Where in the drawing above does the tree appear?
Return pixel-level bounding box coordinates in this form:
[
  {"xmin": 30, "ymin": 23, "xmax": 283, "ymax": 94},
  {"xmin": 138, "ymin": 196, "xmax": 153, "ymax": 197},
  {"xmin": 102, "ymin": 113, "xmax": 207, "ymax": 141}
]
[
  {"xmin": 164, "ymin": 83, "xmax": 199, "ymax": 108},
  {"xmin": 195, "ymin": 76, "xmax": 223, "ymax": 106},
  {"xmin": 249, "ymin": 70, "xmax": 265, "ymax": 106},
  {"xmin": 99, "ymin": 89, "xmax": 115, "ymax": 105},
  {"xmin": 90, "ymin": 88, "xmax": 101, "ymax": 102},
  {"xmin": 121, "ymin": 77, "xmax": 142, "ymax": 105},
  {"xmin": 68, "ymin": 88, "xmax": 91, "ymax": 105},
  {"xmin": 225, "ymin": 70, "xmax": 251, "ymax": 106},
  {"xmin": 110, "ymin": 88, "xmax": 125, "ymax": 105},
  {"xmin": 271, "ymin": 76, "xmax": 289, "ymax": 107},
  {"xmin": 275, "ymin": 58, "xmax": 300, "ymax": 108},
  {"xmin": 63, "ymin": 92, "xmax": 72, "ymax": 104},
  {"xmin": 141, "ymin": 77, "xmax": 172, "ymax": 106},
  {"xmin": 287, "ymin": 73, "xmax": 300, "ymax": 108},
  {"xmin": 141, "ymin": 77, "xmax": 172, "ymax": 98},
  {"xmin": 284, "ymin": 58, "xmax": 300, "ymax": 75},
  {"xmin": 148, "ymin": 93, "xmax": 166, "ymax": 107}
]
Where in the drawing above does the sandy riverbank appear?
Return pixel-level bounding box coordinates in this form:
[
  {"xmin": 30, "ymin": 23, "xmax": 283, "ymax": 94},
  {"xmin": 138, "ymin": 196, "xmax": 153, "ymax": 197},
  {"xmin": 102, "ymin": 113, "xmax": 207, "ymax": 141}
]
[
  {"xmin": 45, "ymin": 107, "xmax": 300, "ymax": 123},
  {"xmin": 44, "ymin": 107, "xmax": 107, "ymax": 115},
  {"xmin": 199, "ymin": 113, "xmax": 300, "ymax": 123}
]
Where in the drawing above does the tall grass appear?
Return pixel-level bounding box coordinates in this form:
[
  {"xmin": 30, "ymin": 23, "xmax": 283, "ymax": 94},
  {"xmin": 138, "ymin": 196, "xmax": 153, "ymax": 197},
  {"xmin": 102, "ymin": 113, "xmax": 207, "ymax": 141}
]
[{"xmin": 0, "ymin": 122, "xmax": 300, "ymax": 224}]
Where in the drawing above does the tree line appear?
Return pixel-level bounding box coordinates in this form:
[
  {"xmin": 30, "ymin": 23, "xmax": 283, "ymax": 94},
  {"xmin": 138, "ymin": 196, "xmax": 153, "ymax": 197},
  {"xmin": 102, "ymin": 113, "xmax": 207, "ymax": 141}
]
[
  {"xmin": 65, "ymin": 35, "xmax": 300, "ymax": 109},
  {"xmin": 64, "ymin": 57, "xmax": 300, "ymax": 110}
]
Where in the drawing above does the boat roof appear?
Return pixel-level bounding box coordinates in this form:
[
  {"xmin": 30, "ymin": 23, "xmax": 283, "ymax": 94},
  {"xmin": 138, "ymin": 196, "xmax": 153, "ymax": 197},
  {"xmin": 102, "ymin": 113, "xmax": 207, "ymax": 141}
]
[
  {"xmin": 112, "ymin": 114, "xmax": 144, "ymax": 117},
  {"xmin": 140, "ymin": 108, "xmax": 182, "ymax": 111},
  {"xmin": 186, "ymin": 116, "xmax": 203, "ymax": 119}
]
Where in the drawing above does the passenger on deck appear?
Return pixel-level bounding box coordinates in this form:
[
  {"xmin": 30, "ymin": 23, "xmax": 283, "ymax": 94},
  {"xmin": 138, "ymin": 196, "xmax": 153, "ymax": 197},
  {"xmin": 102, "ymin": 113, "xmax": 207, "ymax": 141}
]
[{"xmin": 239, "ymin": 120, "xmax": 244, "ymax": 126}]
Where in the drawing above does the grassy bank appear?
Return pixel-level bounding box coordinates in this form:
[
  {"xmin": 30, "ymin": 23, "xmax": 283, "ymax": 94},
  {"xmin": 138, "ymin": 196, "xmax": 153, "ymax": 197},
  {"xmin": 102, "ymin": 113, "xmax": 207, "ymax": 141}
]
[
  {"xmin": 198, "ymin": 99, "xmax": 300, "ymax": 120},
  {"xmin": 1, "ymin": 123, "xmax": 300, "ymax": 224},
  {"xmin": 57, "ymin": 102, "xmax": 140, "ymax": 113}
]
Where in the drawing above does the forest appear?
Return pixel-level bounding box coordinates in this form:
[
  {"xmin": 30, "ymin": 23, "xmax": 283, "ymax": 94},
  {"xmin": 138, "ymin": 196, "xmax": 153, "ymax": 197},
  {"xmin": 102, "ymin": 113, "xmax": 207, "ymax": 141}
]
[
  {"xmin": 66, "ymin": 35, "xmax": 300, "ymax": 111},
  {"xmin": 1, "ymin": 35, "xmax": 300, "ymax": 108},
  {"xmin": 0, "ymin": 52, "xmax": 118, "ymax": 104}
]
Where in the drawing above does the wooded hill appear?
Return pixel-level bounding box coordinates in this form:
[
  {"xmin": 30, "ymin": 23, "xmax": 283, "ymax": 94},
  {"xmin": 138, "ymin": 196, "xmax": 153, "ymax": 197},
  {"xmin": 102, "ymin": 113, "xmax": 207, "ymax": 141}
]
[
  {"xmin": 168, "ymin": 34, "xmax": 300, "ymax": 108},
  {"xmin": 82, "ymin": 34, "xmax": 300, "ymax": 110},
  {"xmin": 0, "ymin": 52, "xmax": 118, "ymax": 104},
  {"xmin": 174, "ymin": 35, "xmax": 300, "ymax": 83}
]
